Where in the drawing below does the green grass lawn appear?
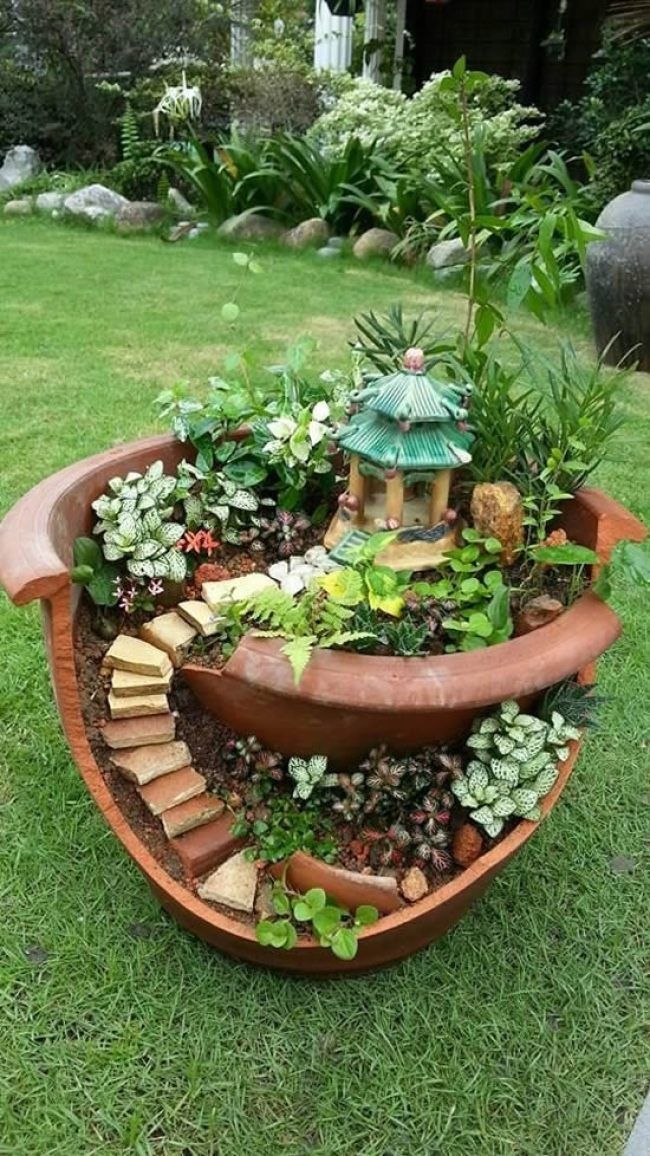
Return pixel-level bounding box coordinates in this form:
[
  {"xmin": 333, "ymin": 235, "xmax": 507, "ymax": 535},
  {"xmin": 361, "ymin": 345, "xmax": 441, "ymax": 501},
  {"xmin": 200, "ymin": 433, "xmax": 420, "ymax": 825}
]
[{"xmin": 0, "ymin": 218, "xmax": 648, "ymax": 1156}]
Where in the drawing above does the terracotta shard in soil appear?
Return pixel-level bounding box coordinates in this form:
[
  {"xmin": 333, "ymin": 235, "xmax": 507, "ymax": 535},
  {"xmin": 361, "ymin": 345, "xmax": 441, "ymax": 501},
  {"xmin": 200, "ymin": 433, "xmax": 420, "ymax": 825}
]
[
  {"xmin": 107, "ymin": 690, "xmax": 169, "ymax": 719},
  {"xmin": 161, "ymin": 794, "xmax": 225, "ymax": 838},
  {"xmin": 110, "ymin": 740, "xmax": 193, "ymax": 786},
  {"xmin": 138, "ymin": 766, "xmax": 205, "ymax": 816},
  {"xmin": 171, "ymin": 812, "xmax": 243, "ymax": 878},
  {"xmin": 276, "ymin": 851, "xmax": 403, "ymax": 915},
  {"xmin": 139, "ymin": 612, "xmax": 197, "ymax": 667},
  {"xmin": 111, "ymin": 667, "xmax": 173, "ymax": 697},
  {"xmin": 102, "ymin": 712, "xmax": 175, "ymax": 750},
  {"xmin": 104, "ymin": 634, "xmax": 173, "ymax": 679}
]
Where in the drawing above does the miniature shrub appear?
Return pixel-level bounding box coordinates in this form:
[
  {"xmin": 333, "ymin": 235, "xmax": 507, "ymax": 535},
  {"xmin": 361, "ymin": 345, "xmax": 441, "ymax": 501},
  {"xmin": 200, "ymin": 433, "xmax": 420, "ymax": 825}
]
[{"xmin": 91, "ymin": 460, "xmax": 188, "ymax": 582}]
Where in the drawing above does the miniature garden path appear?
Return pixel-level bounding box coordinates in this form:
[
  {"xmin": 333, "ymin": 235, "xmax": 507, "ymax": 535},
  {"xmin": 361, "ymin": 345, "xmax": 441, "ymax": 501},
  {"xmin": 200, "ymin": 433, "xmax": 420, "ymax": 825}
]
[{"xmin": 0, "ymin": 220, "xmax": 648, "ymax": 1156}]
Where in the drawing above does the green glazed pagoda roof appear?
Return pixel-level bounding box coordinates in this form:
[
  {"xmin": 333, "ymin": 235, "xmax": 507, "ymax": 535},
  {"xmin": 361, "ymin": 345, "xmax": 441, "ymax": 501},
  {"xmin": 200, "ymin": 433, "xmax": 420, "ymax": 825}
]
[
  {"xmin": 336, "ymin": 411, "xmax": 473, "ymax": 470},
  {"xmin": 352, "ymin": 370, "xmax": 469, "ymax": 424}
]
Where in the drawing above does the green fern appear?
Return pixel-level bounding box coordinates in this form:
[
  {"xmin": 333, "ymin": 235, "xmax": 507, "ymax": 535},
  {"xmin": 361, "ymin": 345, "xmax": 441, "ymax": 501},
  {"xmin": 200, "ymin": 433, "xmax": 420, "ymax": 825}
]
[
  {"xmin": 120, "ymin": 101, "xmax": 142, "ymax": 162},
  {"xmin": 280, "ymin": 636, "xmax": 316, "ymax": 684}
]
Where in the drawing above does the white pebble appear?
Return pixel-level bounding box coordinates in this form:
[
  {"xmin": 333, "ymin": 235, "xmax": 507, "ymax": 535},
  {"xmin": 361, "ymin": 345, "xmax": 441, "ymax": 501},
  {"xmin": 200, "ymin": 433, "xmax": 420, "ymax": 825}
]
[
  {"xmin": 281, "ymin": 573, "xmax": 306, "ymax": 596},
  {"xmin": 268, "ymin": 561, "xmax": 289, "ymax": 582}
]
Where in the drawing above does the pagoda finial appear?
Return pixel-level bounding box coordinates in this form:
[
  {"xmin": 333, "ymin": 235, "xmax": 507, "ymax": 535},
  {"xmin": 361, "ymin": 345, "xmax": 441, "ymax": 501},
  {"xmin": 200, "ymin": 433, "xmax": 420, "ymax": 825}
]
[{"xmin": 403, "ymin": 347, "xmax": 425, "ymax": 373}]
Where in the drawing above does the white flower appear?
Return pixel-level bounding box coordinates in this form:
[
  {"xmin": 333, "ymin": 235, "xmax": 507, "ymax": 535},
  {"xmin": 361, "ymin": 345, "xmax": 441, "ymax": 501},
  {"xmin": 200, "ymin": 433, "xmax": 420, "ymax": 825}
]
[
  {"xmin": 267, "ymin": 417, "xmax": 297, "ymax": 441},
  {"xmin": 312, "ymin": 401, "xmax": 330, "ymax": 422}
]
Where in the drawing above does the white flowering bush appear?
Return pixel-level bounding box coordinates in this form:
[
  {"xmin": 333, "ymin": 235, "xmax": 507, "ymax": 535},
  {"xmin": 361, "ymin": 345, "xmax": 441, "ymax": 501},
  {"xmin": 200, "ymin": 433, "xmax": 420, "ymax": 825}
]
[{"xmin": 308, "ymin": 72, "xmax": 541, "ymax": 183}]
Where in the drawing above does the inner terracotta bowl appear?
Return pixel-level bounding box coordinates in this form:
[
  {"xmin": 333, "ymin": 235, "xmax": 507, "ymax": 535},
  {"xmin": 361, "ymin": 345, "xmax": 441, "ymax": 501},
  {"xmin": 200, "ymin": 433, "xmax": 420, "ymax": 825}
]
[{"xmin": 0, "ymin": 434, "xmax": 644, "ymax": 974}]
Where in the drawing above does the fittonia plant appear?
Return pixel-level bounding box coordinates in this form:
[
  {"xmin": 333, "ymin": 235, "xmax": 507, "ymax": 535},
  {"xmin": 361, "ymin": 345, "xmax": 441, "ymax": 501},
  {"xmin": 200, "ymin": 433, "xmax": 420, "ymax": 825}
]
[
  {"xmin": 452, "ymin": 699, "xmax": 581, "ymax": 837},
  {"xmin": 179, "ymin": 460, "xmax": 269, "ymax": 546},
  {"xmin": 92, "ymin": 460, "xmax": 188, "ymax": 582}
]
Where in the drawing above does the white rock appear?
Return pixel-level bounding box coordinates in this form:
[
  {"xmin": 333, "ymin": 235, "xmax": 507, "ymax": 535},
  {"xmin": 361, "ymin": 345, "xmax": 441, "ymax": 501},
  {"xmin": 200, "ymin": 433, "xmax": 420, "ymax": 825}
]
[
  {"xmin": 63, "ymin": 183, "xmax": 129, "ymax": 216},
  {"xmin": 188, "ymin": 228, "xmax": 200, "ymax": 239},
  {"xmin": 291, "ymin": 564, "xmax": 318, "ymax": 581},
  {"xmin": 426, "ymin": 238, "xmax": 469, "ymax": 270},
  {"xmin": 304, "ymin": 546, "xmax": 327, "ymax": 564},
  {"xmin": 318, "ymin": 556, "xmax": 342, "ymax": 573},
  {"xmin": 0, "ymin": 145, "xmax": 41, "ymax": 192},
  {"xmin": 281, "ymin": 572, "xmax": 306, "ymax": 596},
  {"xmin": 168, "ymin": 186, "xmax": 195, "ymax": 216},
  {"xmin": 202, "ymin": 573, "xmax": 277, "ymax": 609},
  {"xmin": 35, "ymin": 191, "xmax": 64, "ymax": 212},
  {"xmin": 268, "ymin": 560, "xmax": 289, "ymax": 582},
  {"xmin": 76, "ymin": 205, "xmax": 110, "ymax": 223},
  {"xmin": 3, "ymin": 198, "xmax": 32, "ymax": 216},
  {"xmin": 198, "ymin": 851, "xmax": 258, "ymax": 912},
  {"xmin": 288, "ymin": 555, "xmax": 306, "ymax": 571}
]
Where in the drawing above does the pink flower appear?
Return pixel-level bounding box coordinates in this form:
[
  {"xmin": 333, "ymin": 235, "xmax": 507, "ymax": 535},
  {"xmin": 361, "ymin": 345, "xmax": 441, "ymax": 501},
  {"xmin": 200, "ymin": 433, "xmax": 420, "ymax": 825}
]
[{"xmin": 148, "ymin": 579, "xmax": 164, "ymax": 597}]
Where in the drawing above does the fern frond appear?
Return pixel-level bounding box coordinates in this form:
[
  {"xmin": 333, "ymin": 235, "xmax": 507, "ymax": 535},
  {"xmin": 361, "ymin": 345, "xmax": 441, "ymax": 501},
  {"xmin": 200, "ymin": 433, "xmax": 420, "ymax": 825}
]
[
  {"xmin": 322, "ymin": 630, "xmax": 376, "ymax": 648},
  {"xmin": 281, "ymin": 636, "xmax": 316, "ymax": 685},
  {"xmin": 241, "ymin": 587, "xmax": 296, "ymax": 630}
]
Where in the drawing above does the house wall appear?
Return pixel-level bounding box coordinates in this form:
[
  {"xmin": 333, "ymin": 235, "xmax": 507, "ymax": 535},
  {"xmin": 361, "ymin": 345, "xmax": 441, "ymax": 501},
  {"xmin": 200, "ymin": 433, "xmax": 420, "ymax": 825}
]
[{"xmin": 405, "ymin": 0, "xmax": 609, "ymax": 108}]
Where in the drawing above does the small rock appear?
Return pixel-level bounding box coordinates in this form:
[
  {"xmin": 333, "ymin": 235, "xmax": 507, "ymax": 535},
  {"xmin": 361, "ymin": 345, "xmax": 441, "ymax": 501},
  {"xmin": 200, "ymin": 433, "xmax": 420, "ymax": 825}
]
[
  {"xmin": 352, "ymin": 228, "xmax": 399, "ymax": 261},
  {"xmin": 102, "ymin": 712, "xmax": 175, "ymax": 750},
  {"xmin": 608, "ymin": 854, "xmax": 637, "ymax": 874},
  {"xmin": 280, "ymin": 572, "xmax": 306, "ymax": 597},
  {"xmin": 283, "ymin": 218, "xmax": 330, "ymax": 249},
  {"xmin": 161, "ymin": 793, "xmax": 225, "ymax": 838},
  {"xmin": 399, "ymin": 866, "xmax": 429, "ymax": 903},
  {"xmin": 268, "ymin": 560, "xmax": 289, "ymax": 582},
  {"xmin": 0, "ymin": 145, "xmax": 41, "ymax": 192},
  {"xmin": 198, "ymin": 851, "xmax": 258, "ymax": 913},
  {"xmin": 105, "ymin": 635, "xmax": 173, "ymax": 679},
  {"xmin": 327, "ymin": 236, "xmax": 344, "ymax": 250},
  {"xmin": 217, "ymin": 212, "xmax": 283, "ymax": 242},
  {"xmin": 176, "ymin": 599, "xmax": 222, "ymax": 638},
  {"xmin": 255, "ymin": 877, "xmax": 275, "ymax": 920},
  {"xmin": 316, "ymin": 246, "xmax": 341, "ymax": 259},
  {"xmin": 140, "ymin": 612, "xmax": 197, "ymax": 668},
  {"xmin": 452, "ymin": 823, "xmax": 484, "ymax": 868},
  {"xmin": 304, "ymin": 546, "xmax": 327, "ymax": 564},
  {"xmin": 470, "ymin": 481, "xmax": 524, "ymax": 566},
  {"xmin": 167, "ymin": 187, "xmax": 195, "ymax": 217},
  {"xmin": 188, "ymin": 228, "xmax": 200, "ymax": 239},
  {"xmin": 515, "ymin": 595, "xmax": 565, "ymax": 636},
  {"xmin": 202, "ymin": 573, "xmax": 277, "ymax": 609},
  {"xmin": 288, "ymin": 555, "xmax": 306, "ymax": 571},
  {"xmin": 35, "ymin": 191, "xmax": 64, "ymax": 212},
  {"xmin": 111, "ymin": 668, "xmax": 173, "ymax": 698},
  {"xmin": 108, "ymin": 690, "xmax": 169, "ymax": 719},
  {"xmin": 111, "ymin": 740, "xmax": 193, "ymax": 786},
  {"xmin": 138, "ymin": 766, "xmax": 206, "ymax": 816},
  {"xmin": 115, "ymin": 200, "xmax": 165, "ymax": 232},
  {"xmin": 127, "ymin": 922, "xmax": 155, "ymax": 940},
  {"xmin": 63, "ymin": 183, "xmax": 129, "ymax": 216},
  {"xmin": 426, "ymin": 238, "xmax": 469, "ymax": 270},
  {"xmin": 23, "ymin": 943, "xmax": 48, "ymax": 965},
  {"xmin": 3, "ymin": 198, "xmax": 32, "ymax": 216}
]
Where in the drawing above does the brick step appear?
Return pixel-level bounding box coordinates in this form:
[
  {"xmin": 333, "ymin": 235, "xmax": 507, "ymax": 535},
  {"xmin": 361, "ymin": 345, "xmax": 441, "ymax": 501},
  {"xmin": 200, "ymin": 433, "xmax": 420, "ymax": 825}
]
[
  {"xmin": 140, "ymin": 612, "xmax": 197, "ymax": 667},
  {"xmin": 103, "ymin": 712, "xmax": 175, "ymax": 750},
  {"xmin": 110, "ymin": 740, "xmax": 192, "ymax": 785},
  {"xmin": 171, "ymin": 812, "xmax": 242, "ymax": 878},
  {"xmin": 108, "ymin": 691, "xmax": 169, "ymax": 720},
  {"xmin": 161, "ymin": 794, "xmax": 225, "ymax": 838},
  {"xmin": 138, "ymin": 766, "xmax": 205, "ymax": 816}
]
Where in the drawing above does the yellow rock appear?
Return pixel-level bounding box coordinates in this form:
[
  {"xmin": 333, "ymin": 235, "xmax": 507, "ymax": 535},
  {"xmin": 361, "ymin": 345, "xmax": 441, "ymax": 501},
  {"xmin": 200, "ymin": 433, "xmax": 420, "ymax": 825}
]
[
  {"xmin": 111, "ymin": 667, "xmax": 173, "ymax": 698},
  {"xmin": 139, "ymin": 611, "xmax": 197, "ymax": 667},
  {"xmin": 470, "ymin": 481, "xmax": 524, "ymax": 566},
  {"xmin": 201, "ymin": 573, "xmax": 276, "ymax": 609},
  {"xmin": 108, "ymin": 691, "xmax": 170, "ymax": 719},
  {"xmin": 105, "ymin": 634, "xmax": 173, "ymax": 678},
  {"xmin": 176, "ymin": 599, "xmax": 222, "ymax": 637}
]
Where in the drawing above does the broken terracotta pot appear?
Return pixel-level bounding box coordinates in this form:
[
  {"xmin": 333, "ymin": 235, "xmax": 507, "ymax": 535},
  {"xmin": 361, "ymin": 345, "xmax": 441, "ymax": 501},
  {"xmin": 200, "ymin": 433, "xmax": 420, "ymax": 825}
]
[{"xmin": 0, "ymin": 434, "xmax": 645, "ymax": 974}]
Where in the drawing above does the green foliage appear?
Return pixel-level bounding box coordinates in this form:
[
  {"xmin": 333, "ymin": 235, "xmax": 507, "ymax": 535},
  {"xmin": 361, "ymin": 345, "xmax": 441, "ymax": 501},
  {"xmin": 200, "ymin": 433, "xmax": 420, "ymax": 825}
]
[
  {"xmin": 70, "ymin": 537, "xmax": 119, "ymax": 606},
  {"xmin": 319, "ymin": 532, "xmax": 410, "ymax": 617},
  {"xmin": 593, "ymin": 539, "xmax": 650, "ymax": 601},
  {"xmin": 256, "ymin": 882, "xmax": 378, "ymax": 960},
  {"xmin": 178, "ymin": 458, "xmax": 269, "ymax": 546},
  {"xmin": 91, "ymin": 460, "xmax": 188, "ymax": 582},
  {"xmin": 453, "ymin": 699, "xmax": 581, "ymax": 837},
  {"xmin": 352, "ymin": 305, "xmax": 455, "ymax": 375},
  {"xmin": 541, "ymin": 679, "xmax": 603, "ymax": 731},
  {"xmin": 287, "ymin": 755, "xmax": 334, "ymax": 801},
  {"xmin": 232, "ymin": 790, "xmax": 337, "ymax": 865}
]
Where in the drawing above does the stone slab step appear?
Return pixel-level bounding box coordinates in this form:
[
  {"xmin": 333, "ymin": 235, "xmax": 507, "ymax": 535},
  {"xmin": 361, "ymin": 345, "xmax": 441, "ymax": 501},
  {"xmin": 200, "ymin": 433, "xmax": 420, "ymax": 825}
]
[
  {"xmin": 111, "ymin": 668, "xmax": 173, "ymax": 698},
  {"xmin": 105, "ymin": 635, "xmax": 173, "ymax": 679},
  {"xmin": 201, "ymin": 573, "xmax": 276, "ymax": 610},
  {"xmin": 171, "ymin": 813, "xmax": 242, "ymax": 878},
  {"xmin": 161, "ymin": 794, "xmax": 225, "ymax": 838},
  {"xmin": 103, "ymin": 713, "xmax": 175, "ymax": 750},
  {"xmin": 108, "ymin": 691, "xmax": 169, "ymax": 720},
  {"xmin": 176, "ymin": 600, "xmax": 222, "ymax": 637},
  {"xmin": 138, "ymin": 766, "xmax": 205, "ymax": 816},
  {"xmin": 110, "ymin": 740, "xmax": 192, "ymax": 785},
  {"xmin": 198, "ymin": 851, "xmax": 258, "ymax": 913},
  {"xmin": 140, "ymin": 612, "xmax": 197, "ymax": 667}
]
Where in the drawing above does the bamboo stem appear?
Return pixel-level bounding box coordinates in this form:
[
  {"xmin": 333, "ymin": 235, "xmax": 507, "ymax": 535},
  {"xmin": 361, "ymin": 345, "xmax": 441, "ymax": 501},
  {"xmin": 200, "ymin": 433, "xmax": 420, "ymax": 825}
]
[{"xmin": 385, "ymin": 473, "xmax": 404, "ymax": 524}]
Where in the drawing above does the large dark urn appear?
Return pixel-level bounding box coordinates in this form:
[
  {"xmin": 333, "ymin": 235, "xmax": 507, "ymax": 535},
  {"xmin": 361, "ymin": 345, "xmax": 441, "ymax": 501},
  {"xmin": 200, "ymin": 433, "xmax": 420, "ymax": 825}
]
[{"xmin": 586, "ymin": 180, "xmax": 650, "ymax": 371}]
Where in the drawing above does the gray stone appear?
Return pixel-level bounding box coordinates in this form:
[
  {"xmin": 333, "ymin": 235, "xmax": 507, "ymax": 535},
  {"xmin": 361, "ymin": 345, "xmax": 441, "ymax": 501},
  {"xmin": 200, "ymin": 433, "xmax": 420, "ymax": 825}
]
[
  {"xmin": 217, "ymin": 212, "xmax": 283, "ymax": 242},
  {"xmin": 625, "ymin": 1091, "xmax": 650, "ymax": 1156},
  {"xmin": 304, "ymin": 545, "xmax": 328, "ymax": 565},
  {"xmin": 280, "ymin": 572, "xmax": 306, "ymax": 597},
  {"xmin": 3, "ymin": 198, "xmax": 32, "ymax": 216},
  {"xmin": 35, "ymin": 191, "xmax": 64, "ymax": 212},
  {"xmin": 283, "ymin": 217, "xmax": 330, "ymax": 249},
  {"xmin": 0, "ymin": 145, "xmax": 41, "ymax": 192},
  {"xmin": 76, "ymin": 206, "xmax": 110, "ymax": 223},
  {"xmin": 352, "ymin": 228, "xmax": 399, "ymax": 261},
  {"xmin": 267, "ymin": 560, "xmax": 289, "ymax": 582},
  {"xmin": 426, "ymin": 237, "xmax": 469, "ymax": 270},
  {"xmin": 327, "ymin": 236, "xmax": 345, "ymax": 250},
  {"xmin": 316, "ymin": 245, "xmax": 341, "ymax": 259},
  {"xmin": 63, "ymin": 183, "xmax": 129, "ymax": 217},
  {"xmin": 198, "ymin": 851, "xmax": 258, "ymax": 913},
  {"xmin": 188, "ymin": 228, "xmax": 200, "ymax": 239},
  {"xmin": 167, "ymin": 186, "xmax": 195, "ymax": 217},
  {"xmin": 115, "ymin": 200, "xmax": 165, "ymax": 232}
]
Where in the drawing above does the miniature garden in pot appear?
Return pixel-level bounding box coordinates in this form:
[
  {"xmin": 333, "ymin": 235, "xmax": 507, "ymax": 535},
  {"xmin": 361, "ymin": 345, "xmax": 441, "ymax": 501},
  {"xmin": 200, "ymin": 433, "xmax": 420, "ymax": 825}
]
[{"xmin": 0, "ymin": 304, "xmax": 647, "ymax": 975}]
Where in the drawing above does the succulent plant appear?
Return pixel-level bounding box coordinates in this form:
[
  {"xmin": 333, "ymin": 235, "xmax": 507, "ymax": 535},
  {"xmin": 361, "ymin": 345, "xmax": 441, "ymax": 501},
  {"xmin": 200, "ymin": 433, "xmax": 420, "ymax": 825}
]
[
  {"xmin": 452, "ymin": 699, "xmax": 581, "ymax": 838},
  {"xmin": 255, "ymin": 508, "xmax": 312, "ymax": 559},
  {"xmin": 91, "ymin": 460, "xmax": 187, "ymax": 582}
]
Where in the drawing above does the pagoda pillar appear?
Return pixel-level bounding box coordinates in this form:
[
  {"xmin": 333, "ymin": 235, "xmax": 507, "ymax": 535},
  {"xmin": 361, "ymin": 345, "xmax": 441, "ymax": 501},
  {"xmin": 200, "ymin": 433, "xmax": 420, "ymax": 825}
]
[
  {"xmin": 385, "ymin": 473, "xmax": 404, "ymax": 525},
  {"xmin": 430, "ymin": 469, "xmax": 451, "ymax": 524},
  {"xmin": 349, "ymin": 454, "xmax": 366, "ymax": 520}
]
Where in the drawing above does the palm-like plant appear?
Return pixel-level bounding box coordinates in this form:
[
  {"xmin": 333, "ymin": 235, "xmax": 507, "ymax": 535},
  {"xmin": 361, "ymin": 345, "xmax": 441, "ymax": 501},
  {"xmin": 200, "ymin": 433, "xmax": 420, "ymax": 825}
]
[{"xmin": 609, "ymin": 1, "xmax": 650, "ymax": 36}]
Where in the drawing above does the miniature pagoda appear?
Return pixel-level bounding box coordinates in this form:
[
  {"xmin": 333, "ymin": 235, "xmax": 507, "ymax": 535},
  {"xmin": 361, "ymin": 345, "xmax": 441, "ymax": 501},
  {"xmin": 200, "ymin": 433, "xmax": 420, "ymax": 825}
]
[{"xmin": 325, "ymin": 347, "xmax": 475, "ymax": 568}]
